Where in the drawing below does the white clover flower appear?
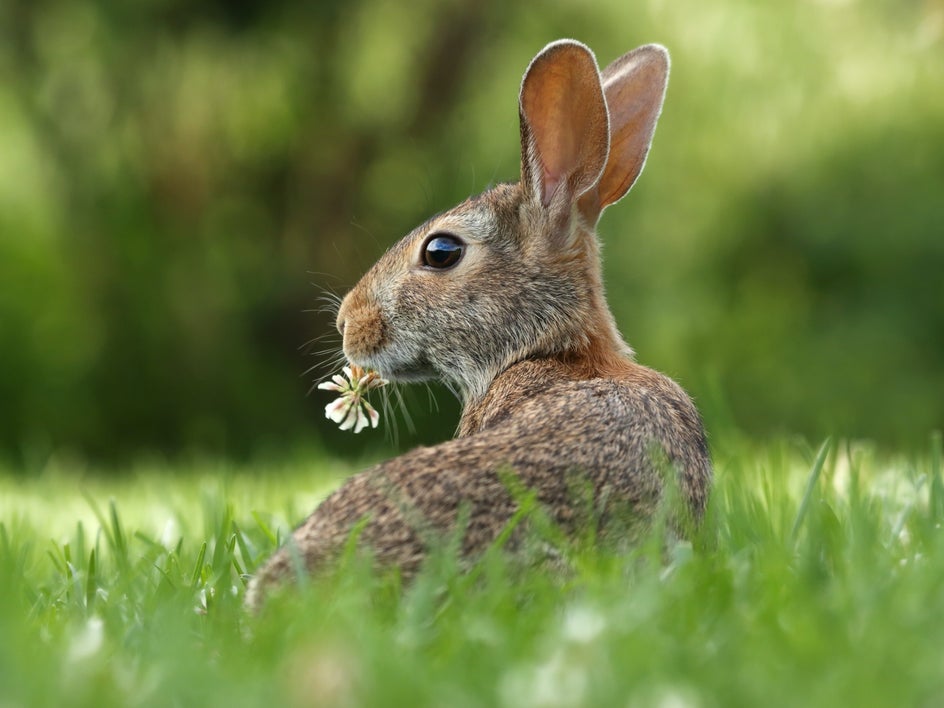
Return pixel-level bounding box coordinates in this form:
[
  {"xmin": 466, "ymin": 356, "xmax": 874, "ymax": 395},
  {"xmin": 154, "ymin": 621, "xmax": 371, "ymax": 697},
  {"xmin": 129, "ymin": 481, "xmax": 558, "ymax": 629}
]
[{"xmin": 318, "ymin": 364, "xmax": 388, "ymax": 433}]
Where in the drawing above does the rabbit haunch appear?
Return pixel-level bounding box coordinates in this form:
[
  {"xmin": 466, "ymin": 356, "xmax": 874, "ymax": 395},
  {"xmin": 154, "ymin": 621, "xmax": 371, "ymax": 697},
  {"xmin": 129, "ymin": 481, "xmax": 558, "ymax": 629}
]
[{"xmin": 247, "ymin": 40, "xmax": 712, "ymax": 609}]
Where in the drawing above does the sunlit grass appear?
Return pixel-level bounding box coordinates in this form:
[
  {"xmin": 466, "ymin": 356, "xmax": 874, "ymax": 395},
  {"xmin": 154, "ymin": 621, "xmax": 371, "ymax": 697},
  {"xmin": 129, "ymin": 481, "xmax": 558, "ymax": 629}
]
[{"xmin": 1, "ymin": 435, "xmax": 942, "ymax": 707}]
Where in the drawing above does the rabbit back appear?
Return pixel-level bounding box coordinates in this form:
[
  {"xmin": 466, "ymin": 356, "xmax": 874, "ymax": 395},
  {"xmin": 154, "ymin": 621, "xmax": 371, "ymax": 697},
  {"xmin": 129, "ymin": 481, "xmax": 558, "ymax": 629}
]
[{"xmin": 247, "ymin": 359, "xmax": 709, "ymax": 608}]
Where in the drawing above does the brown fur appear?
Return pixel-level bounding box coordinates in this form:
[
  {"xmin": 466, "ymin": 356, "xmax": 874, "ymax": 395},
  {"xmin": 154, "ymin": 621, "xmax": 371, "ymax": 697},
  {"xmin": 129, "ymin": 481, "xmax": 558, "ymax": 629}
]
[{"xmin": 246, "ymin": 40, "xmax": 711, "ymax": 610}]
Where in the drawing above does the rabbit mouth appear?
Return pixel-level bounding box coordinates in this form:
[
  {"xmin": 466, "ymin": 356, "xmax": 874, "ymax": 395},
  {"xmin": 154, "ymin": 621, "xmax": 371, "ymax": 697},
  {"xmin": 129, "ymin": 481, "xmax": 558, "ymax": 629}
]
[
  {"xmin": 385, "ymin": 364, "xmax": 435, "ymax": 382},
  {"xmin": 350, "ymin": 352, "xmax": 436, "ymax": 383}
]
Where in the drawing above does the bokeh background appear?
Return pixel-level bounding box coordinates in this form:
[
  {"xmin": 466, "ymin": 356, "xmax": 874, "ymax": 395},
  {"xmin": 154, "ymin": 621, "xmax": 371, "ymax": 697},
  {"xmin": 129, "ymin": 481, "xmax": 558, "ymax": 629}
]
[{"xmin": 1, "ymin": 0, "xmax": 942, "ymax": 468}]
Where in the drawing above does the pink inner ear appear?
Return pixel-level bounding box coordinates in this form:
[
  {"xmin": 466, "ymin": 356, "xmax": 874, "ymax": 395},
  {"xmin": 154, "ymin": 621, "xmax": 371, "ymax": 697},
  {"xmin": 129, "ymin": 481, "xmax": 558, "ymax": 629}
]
[
  {"xmin": 519, "ymin": 41, "xmax": 609, "ymax": 215},
  {"xmin": 542, "ymin": 168, "xmax": 562, "ymax": 207}
]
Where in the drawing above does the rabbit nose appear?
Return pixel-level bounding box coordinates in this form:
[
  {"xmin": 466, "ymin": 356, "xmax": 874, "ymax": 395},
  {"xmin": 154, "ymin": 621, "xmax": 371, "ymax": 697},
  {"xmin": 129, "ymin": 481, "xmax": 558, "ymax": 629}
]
[{"xmin": 335, "ymin": 295, "xmax": 350, "ymax": 337}]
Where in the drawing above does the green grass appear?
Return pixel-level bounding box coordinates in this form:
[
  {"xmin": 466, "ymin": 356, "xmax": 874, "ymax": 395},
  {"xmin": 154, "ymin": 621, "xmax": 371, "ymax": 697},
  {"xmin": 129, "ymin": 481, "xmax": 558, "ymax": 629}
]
[{"xmin": 1, "ymin": 435, "xmax": 943, "ymax": 707}]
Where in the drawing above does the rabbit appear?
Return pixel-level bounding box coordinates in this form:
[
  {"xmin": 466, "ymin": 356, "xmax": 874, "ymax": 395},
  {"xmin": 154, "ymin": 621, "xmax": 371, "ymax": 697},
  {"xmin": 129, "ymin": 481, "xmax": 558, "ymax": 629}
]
[{"xmin": 246, "ymin": 40, "xmax": 711, "ymax": 609}]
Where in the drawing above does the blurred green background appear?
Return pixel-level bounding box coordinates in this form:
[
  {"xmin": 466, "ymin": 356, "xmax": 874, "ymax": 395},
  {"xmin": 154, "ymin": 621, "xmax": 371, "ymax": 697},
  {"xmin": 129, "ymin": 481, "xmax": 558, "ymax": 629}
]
[{"xmin": 1, "ymin": 0, "xmax": 942, "ymax": 466}]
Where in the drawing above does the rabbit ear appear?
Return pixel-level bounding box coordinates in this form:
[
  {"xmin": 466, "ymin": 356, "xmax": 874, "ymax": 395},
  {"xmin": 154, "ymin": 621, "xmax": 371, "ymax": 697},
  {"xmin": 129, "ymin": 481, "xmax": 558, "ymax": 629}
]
[
  {"xmin": 519, "ymin": 40, "xmax": 610, "ymax": 225},
  {"xmin": 592, "ymin": 44, "xmax": 669, "ymax": 211}
]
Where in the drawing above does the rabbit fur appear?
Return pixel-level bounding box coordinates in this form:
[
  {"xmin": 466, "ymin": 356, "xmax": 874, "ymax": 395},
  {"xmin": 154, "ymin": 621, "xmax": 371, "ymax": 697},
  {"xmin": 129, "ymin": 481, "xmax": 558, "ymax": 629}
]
[{"xmin": 246, "ymin": 40, "xmax": 712, "ymax": 609}]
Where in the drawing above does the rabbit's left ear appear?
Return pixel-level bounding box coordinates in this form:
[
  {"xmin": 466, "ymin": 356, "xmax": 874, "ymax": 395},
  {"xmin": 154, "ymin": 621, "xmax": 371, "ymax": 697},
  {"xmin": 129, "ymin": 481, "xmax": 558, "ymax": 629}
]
[
  {"xmin": 592, "ymin": 44, "xmax": 669, "ymax": 212},
  {"xmin": 519, "ymin": 40, "xmax": 610, "ymax": 228}
]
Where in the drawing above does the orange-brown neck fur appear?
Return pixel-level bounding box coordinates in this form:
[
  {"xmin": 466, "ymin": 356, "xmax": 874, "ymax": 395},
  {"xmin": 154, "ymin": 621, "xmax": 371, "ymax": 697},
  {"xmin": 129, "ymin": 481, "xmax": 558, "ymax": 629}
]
[
  {"xmin": 458, "ymin": 211, "xmax": 639, "ymax": 437},
  {"xmin": 560, "ymin": 221, "xmax": 636, "ymax": 380}
]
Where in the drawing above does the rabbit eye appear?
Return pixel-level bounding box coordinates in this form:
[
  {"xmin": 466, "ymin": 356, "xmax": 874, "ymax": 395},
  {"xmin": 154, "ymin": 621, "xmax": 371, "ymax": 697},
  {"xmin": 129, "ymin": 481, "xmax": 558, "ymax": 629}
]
[{"xmin": 422, "ymin": 234, "xmax": 465, "ymax": 270}]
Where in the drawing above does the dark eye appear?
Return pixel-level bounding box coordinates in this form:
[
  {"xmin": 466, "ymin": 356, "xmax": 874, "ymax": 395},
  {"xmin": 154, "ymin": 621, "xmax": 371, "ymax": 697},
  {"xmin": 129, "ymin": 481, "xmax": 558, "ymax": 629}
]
[{"xmin": 422, "ymin": 233, "xmax": 465, "ymax": 270}]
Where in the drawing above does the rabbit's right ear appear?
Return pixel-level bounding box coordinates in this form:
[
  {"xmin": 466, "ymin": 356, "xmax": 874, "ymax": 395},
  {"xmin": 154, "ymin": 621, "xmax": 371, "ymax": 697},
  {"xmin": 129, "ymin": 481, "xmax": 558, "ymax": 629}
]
[{"xmin": 519, "ymin": 40, "xmax": 610, "ymax": 233}]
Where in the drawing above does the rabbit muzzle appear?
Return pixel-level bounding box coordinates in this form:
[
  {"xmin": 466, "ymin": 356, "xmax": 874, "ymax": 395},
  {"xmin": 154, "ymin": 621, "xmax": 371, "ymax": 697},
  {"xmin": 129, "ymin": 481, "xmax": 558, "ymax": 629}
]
[{"xmin": 336, "ymin": 286, "xmax": 436, "ymax": 382}]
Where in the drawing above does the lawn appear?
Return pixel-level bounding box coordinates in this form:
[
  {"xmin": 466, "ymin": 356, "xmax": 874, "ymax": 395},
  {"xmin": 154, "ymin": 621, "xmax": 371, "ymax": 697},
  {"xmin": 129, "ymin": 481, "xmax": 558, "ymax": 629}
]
[{"xmin": 1, "ymin": 435, "xmax": 942, "ymax": 707}]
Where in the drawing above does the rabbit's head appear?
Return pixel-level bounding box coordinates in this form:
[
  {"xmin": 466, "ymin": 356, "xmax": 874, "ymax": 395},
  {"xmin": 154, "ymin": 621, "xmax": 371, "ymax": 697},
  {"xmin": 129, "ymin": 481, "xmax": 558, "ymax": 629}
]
[{"xmin": 336, "ymin": 41, "xmax": 669, "ymax": 402}]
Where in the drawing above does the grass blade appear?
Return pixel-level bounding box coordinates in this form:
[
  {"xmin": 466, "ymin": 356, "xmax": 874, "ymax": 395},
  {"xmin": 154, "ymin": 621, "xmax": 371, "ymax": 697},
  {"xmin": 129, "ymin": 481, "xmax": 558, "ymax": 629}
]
[
  {"xmin": 790, "ymin": 438, "xmax": 832, "ymax": 544},
  {"xmin": 251, "ymin": 511, "xmax": 278, "ymax": 546},
  {"xmin": 109, "ymin": 500, "xmax": 129, "ymax": 571},
  {"xmin": 232, "ymin": 521, "xmax": 258, "ymax": 570},
  {"xmin": 190, "ymin": 542, "xmax": 207, "ymax": 591},
  {"xmin": 930, "ymin": 431, "xmax": 943, "ymax": 521},
  {"xmin": 85, "ymin": 548, "xmax": 97, "ymax": 610},
  {"xmin": 82, "ymin": 491, "xmax": 115, "ymax": 553}
]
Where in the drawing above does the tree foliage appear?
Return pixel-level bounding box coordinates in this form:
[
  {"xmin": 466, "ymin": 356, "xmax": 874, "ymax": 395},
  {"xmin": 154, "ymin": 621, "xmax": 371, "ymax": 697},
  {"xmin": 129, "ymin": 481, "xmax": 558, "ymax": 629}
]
[{"xmin": 1, "ymin": 0, "xmax": 941, "ymax": 463}]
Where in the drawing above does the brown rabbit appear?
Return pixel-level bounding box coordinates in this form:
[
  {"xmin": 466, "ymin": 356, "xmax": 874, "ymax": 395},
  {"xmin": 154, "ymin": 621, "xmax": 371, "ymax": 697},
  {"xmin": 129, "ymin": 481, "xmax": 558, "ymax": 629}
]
[{"xmin": 246, "ymin": 40, "xmax": 711, "ymax": 609}]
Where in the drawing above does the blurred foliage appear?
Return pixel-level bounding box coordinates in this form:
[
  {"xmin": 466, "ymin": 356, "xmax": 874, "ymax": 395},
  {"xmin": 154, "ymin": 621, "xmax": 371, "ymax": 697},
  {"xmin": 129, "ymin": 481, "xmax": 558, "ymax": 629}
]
[{"xmin": 0, "ymin": 0, "xmax": 942, "ymax": 465}]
